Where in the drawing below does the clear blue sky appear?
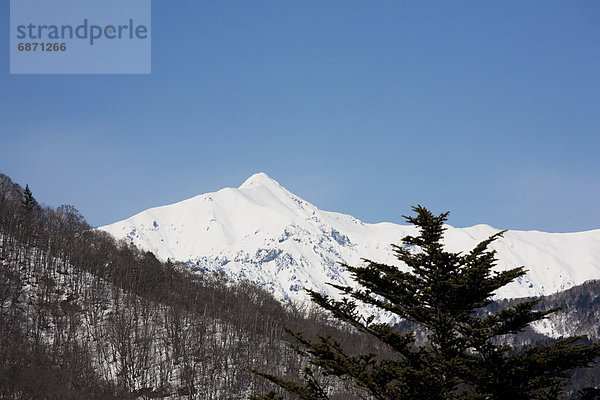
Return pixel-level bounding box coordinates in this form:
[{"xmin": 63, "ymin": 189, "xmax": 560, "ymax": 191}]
[{"xmin": 1, "ymin": 1, "xmax": 599, "ymax": 232}]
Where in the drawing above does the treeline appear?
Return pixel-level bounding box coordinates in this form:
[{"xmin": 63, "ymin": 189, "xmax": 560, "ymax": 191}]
[{"xmin": 0, "ymin": 173, "xmax": 380, "ymax": 399}]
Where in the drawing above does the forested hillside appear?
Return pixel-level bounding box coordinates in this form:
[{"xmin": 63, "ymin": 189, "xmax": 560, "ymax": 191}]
[{"xmin": 0, "ymin": 173, "xmax": 381, "ymax": 399}]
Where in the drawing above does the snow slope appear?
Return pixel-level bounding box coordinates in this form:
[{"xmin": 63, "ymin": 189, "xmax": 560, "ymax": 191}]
[{"xmin": 100, "ymin": 173, "xmax": 600, "ymax": 308}]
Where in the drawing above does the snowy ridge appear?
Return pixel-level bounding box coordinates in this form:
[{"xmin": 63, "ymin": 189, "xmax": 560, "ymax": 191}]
[{"xmin": 100, "ymin": 173, "xmax": 600, "ymax": 311}]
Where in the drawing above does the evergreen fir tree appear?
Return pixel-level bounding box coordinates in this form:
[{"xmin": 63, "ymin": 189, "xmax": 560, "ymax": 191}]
[
  {"xmin": 22, "ymin": 184, "xmax": 40, "ymax": 215},
  {"xmin": 20, "ymin": 184, "xmax": 41, "ymax": 243},
  {"xmin": 252, "ymin": 206, "xmax": 600, "ymax": 400}
]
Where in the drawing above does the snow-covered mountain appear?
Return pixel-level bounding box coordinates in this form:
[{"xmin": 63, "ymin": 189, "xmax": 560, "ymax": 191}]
[{"xmin": 100, "ymin": 173, "xmax": 600, "ymax": 308}]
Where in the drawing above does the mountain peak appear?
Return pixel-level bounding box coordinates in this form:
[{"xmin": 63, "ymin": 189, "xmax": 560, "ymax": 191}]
[
  {"xmin": 99, "ymin": 175, "xmax": 600, "ymax": 311},
  {"xmin": 239, "ymin": 172, "xmax": 280, "ymax": 190}
]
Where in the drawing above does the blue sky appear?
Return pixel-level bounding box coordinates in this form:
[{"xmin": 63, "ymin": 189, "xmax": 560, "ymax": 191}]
[{"xmin": 1, "ymin": 1, "xmax": 599, "ymax": 232}]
